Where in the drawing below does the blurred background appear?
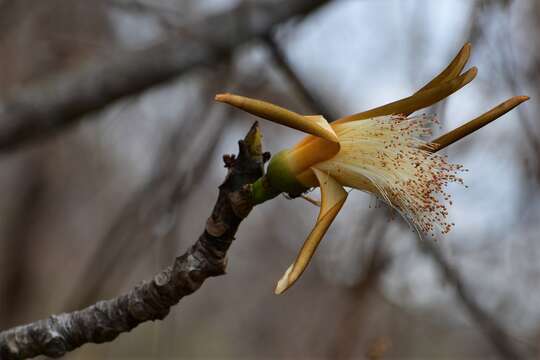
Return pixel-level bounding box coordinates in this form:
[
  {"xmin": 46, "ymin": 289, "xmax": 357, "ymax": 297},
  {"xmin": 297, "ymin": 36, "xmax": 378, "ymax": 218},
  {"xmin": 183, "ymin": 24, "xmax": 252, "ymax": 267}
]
[{"xmin": 0, "ymin": 0, "xmax": 538, "ymax": 358}]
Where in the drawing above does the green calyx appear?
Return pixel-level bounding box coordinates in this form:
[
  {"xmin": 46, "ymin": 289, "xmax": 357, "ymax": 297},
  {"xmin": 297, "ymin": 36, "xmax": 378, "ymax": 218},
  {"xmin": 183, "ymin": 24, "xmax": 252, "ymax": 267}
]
[{"xmin": 251, "ymin": 149, "xmax": 308, "ymax": 205}]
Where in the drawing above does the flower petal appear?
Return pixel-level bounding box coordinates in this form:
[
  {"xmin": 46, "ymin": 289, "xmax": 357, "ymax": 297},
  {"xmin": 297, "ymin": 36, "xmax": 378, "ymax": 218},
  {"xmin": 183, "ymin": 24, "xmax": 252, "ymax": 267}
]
[
  {"xmin": 292, "ymin": 43, "xmax": 472, "ymax": 149},
  {"xmin": 287, "ymin": 137, "xmax": 341, "ymax": 180},
  {"xmin": 429, "ymin": 96, "xmax": 530, "ymax": 152},
  {"xmin": 416, "ymin": 42, "xmax": 471, "ymax": 93},
  {"xmin": 215, "ymin": 93, "xmax": 339, "ymax": 143},
  {"xmin": 275, "ymin": 168, "xmax": 348, "ymax": 294},
  {"xmin": 334, "ymin": 67, "xmax": 477, "ymax": 124}
]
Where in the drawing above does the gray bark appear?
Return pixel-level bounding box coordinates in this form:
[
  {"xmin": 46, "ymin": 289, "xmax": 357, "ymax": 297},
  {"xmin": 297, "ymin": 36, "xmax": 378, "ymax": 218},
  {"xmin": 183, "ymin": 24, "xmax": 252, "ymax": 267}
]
[{"xmin": 0, "ymin": 123, "xmax": 265, "ymax": 359}]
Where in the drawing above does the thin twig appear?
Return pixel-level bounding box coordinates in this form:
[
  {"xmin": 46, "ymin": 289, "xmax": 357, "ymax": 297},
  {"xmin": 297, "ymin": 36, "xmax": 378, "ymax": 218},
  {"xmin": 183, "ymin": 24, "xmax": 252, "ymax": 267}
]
[{"xmin": 0, "ymin": 122, "xmax": 265, "ymax": 359}]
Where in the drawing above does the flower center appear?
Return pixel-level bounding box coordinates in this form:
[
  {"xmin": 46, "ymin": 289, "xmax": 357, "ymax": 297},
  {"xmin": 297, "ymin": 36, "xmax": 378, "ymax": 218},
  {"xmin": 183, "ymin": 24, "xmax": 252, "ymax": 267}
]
[{"xmin": 316, "ymin": 115, "xmax": 466, "ymax": 236}]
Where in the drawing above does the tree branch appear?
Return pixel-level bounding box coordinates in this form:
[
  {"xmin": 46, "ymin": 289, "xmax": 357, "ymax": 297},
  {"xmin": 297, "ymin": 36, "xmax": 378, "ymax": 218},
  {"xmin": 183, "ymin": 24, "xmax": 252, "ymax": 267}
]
[
  {"xmin": 64, "ymin": 69, "xmax": 232, "ymax": 311},
  {"xmin": 0, "ymin": 0, "xmax": 329, "ymax": 153},
  {"xmin": 0, "ymin": 122, "xmax": 265, "ymax": 359},
  {"xmin": 418, "ymin": 240, "xmax": 525, "ymax": 360}
]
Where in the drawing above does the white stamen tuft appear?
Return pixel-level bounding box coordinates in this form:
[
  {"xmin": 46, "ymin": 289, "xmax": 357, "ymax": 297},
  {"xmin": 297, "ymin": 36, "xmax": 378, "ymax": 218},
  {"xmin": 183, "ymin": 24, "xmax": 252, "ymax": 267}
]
[{"xmin": 315, "ymin": 114, "xmax": 466, "ymax": 236}]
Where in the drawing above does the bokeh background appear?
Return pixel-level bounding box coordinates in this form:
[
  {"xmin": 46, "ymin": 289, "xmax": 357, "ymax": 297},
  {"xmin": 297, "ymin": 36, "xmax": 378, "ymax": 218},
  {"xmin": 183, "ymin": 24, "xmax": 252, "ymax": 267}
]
[{"xmin": 0, "ymin": 0, "xmax": 538, "ymax": 358}]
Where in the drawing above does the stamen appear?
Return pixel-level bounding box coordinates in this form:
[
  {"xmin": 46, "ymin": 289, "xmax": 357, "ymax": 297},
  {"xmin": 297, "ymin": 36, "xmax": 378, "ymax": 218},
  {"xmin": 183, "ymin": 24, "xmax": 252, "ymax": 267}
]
[{"xmin": 316, "ymin": 115, "xmax": 466, "ymax": 236}]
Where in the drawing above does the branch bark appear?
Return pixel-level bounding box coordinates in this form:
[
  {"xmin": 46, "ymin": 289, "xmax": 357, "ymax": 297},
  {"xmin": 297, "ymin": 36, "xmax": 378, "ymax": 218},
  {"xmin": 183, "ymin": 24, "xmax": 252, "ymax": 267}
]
[
  {"xmin": 0, "ymin": 123, "xmax": 265, "ymax": 359},
  {"xmin": 0, "ymin": 0, "xmax": 329, "ymax": 153},
  {"xmin": 64, "ymin": 69, "xmax": 232, "ymax": 311}
]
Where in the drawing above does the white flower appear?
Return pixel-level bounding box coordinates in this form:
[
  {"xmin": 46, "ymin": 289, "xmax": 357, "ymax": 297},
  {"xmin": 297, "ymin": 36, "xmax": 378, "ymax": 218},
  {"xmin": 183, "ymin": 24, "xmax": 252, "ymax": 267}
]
[{"xmin": 215, "ymin": 43, "xmax": 528, "ymax": 294}]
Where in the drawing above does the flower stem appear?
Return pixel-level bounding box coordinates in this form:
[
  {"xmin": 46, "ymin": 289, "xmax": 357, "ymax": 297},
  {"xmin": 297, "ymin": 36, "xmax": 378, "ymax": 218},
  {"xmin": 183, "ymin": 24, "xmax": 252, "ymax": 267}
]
[{"xmin": 251, "ymin": 176, "xmax": 282, "ymax": 205}]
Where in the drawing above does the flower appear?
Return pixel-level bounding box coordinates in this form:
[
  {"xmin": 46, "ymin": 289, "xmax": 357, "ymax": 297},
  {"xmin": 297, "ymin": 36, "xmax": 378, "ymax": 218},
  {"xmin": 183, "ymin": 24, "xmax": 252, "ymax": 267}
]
[{"xmin": 215, "ymin": 43, "xmax": 528, "ymax": 294}]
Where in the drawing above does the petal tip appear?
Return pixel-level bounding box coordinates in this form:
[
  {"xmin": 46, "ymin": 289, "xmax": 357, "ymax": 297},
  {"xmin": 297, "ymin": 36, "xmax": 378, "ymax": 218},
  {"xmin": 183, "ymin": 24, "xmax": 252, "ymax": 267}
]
[
  {"xmin": 466, "ymin": 66, "xmax": 478, "ymax": 78},
  {"xmin": 274, "ymin": 264, "xmax": 294, "ymax": 295},
  {"xmin": 274, "ymin": 280, "xmax": 287, "ymax": 295},
  {"xmin": 325, "ymin": 130, "xmax": 340, "ymax": 143},
  {"xmin": 502, "ymin": 95, "xmax": 530, "ymax": 109},
  {"xmin": 458, "ymin": 42, "xmax": 472, "ymax": 62},
  {"xmin": 214, "ymin": 93, "xmax": 228, "ymax": 102},
  {"xmin": 304, "ymin": 115, "xmax": 340, "ymax": 143}
]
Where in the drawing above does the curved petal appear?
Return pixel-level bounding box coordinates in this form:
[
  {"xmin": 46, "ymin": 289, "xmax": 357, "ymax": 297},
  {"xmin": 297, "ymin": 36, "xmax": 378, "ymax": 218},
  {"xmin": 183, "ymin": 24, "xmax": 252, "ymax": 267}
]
[
  {"xmin": 334, "ymin": 67, "xmax": 477, "ymax": 124},
  {"xmin": 428, "ymin": 96, "xmax": 530, "ymax": 152},
  {"xmin": 416, "ymin": 42, "xmax": 471, "ymax": 94},
  {"xmin": 287, "ymin": 137, "xmax": 341, "ymax": 179},
  {"xmin": 275, "ymin": 168, "xmax": 348, "ymax": 294},
  {"xmin": 215, "ymin": 93, "xmax": 338, "ymax": 143},
  {"xmin": 293, "ymin": 43, "xmax": 473, "ymax": 149}
]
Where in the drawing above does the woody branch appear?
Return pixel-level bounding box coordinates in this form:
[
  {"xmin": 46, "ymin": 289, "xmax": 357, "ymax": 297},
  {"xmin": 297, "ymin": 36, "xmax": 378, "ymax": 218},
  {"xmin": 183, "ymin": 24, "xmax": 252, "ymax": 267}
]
[{"xmin": 0, "ymin": 123, "xmax": 265, "ymax": 359}]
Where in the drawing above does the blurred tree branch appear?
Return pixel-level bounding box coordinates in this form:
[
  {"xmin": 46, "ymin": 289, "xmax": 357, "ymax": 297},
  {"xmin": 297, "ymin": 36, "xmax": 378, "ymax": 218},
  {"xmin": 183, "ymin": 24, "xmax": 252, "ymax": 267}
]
[
  {"xmin": 418, "ymin": 240, "xmax": 525, "ymax": 360},
  {"xmin": 64, "ymin": 69, "xmax": 232, "ymax": 311},
  {"xmin": 473, "ymin": 0, "xmax": 540, "ymax": 160},
  {"xmin": 0, "ymin": 160, "xmax": 45, "ymax": 329},
  {"xmin": 263, "ymin": 33, "xmax": 336, "ymax": 120},
  {"xmin": 0, "ymin": 0, "xmax": 329, "ymax": 153},
  {"xmin": 327, "ymin": 219, "xmax": 390, "ymax": 359},
  {"xmin": 0, "ymin": 122, "xmax": 265, "ymax": 359},
  {"xmin": 109, "ymin": 0, "xmax": 188, "ymax": 30}
]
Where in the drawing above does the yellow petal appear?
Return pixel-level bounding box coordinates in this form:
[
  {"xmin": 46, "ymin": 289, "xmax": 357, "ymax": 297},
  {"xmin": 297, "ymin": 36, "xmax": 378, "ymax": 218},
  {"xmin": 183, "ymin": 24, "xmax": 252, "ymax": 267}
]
[
  {"xmin": 275, "ymin": 168, "xmax": 348, "ymax": 294},
  {"xmin": 416, "ymin": 42, "xmax": 471, "ymax": 93},
  {"xmin": 215, "ymin": 93, "xmax": 339, "ymax": 143},
  {"xmin": 334, "ymin": 67, "xmax": 477, "ymax": 124},
  {"xmin": 287, "ymin": 137, "xmax": 341, "ymax": 178},
  {"xmin": 293, "ymin": 43, "xmax": 472, "ymax": 149},
  {"xmin": 429, "ymin": 96, "xmax": 530, "ymax": 152}
]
